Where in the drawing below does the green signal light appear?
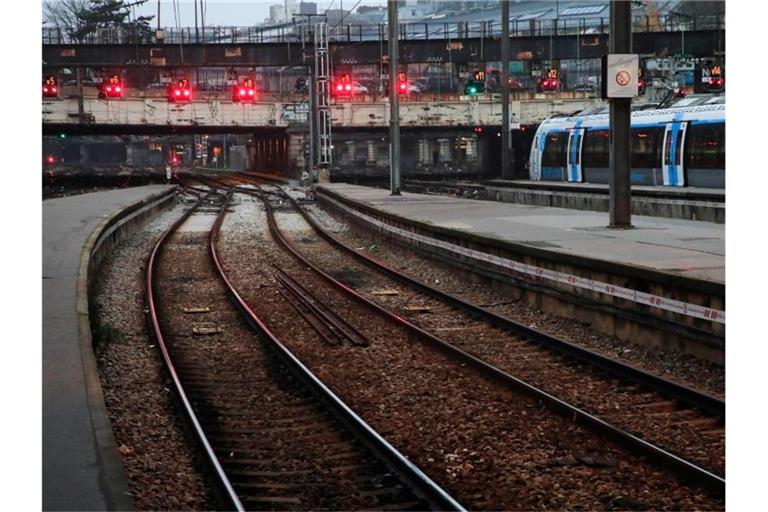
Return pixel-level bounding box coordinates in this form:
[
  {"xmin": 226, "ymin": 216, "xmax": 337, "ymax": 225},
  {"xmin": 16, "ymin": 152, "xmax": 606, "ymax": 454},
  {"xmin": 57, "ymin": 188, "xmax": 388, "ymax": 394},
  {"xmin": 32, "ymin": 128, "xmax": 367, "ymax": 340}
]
[{"xmin": 59, "ymin": 133, "xmax": 66, "ymax": 139}]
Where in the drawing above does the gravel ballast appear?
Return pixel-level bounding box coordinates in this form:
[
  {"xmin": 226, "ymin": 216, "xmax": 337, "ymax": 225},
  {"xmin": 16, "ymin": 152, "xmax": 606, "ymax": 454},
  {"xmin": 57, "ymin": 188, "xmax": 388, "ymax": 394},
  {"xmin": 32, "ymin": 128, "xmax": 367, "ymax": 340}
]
[
  {"xmin": 92, "ymin": 195, "xmax": 215, "ymax": 510},
  {"xmin": 304, "ymin": 201, "xmax": 725, "ymax": 399},
  {"xmin": 217, "ymin": 192, "xmax": 723, "ymax": 511}
]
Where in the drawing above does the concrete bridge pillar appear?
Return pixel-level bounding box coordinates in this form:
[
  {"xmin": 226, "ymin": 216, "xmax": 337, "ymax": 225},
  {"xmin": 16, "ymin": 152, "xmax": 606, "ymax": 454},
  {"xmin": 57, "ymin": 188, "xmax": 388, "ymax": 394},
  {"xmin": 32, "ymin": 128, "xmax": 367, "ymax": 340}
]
[
  {"xmin": 418, "ymin": 138, "xmax": 431, "ymax": 164},
  {"xmin": 79, "ymin": 143, "xmax": 90, "ymax": 164},
  {"xmin": 465, "ymin": 136, "xmax": 478, "ymax": 161},
  {"xmin": 345, "ymin": 141, "xmax": 356, "ymax": 165},
  {"xmin": 366, "ymin": 140, "xmax": 378, "ymax": 166},
  {"xmin": 438, "ymin": 138, "xmax": 452, "ymax": 163}
]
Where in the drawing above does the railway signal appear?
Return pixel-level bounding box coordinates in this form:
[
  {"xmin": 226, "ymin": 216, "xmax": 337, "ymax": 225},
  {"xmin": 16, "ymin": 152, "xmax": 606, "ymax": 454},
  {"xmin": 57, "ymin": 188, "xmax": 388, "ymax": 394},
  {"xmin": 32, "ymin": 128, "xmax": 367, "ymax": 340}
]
[
  {"xmin": 465, "ymin": 70, "xmax": 486, "ymax": 96},
  {"xmin": 333, "ymin": 73, "xmax": 353, "ymax": 97},
  {"xmin": 168, "ymin": 79, "xmax": 192, "ymax": 103},
  {"xmin": 540, "ymin": 68, "xmax": 560, "ymax": 92},
  {"xmin": 397, "ymin": 72, "xmax": 408, "ymax": 94},
  {"xmin": 233, "ymin": 78, "xmax": 257, "ymax": 102},
  {"xmin": 638, "ymin": 67, "xmax": 646, "ymax": 95},
  {"xmin": 43, "ymin": 75, "xmax": 59, "ymax": 98},
  {"xmin": 102, "ymin": 74, "xmax": 124, "ymax": 99}
]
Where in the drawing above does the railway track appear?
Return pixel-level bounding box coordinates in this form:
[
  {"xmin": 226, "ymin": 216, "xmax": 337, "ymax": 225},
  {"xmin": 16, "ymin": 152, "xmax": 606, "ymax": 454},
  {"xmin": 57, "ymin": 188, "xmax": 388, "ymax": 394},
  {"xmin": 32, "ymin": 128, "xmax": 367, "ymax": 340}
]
[
  {"xmin": 275, "ymin": 187, "xmax": 726, "ymax": 471},
  {"xmin": 204, "ymin": 174, "xmax": 725, "ymax": 478},
  {"xmin": 146, "ymin": 189, "xmax": 463, "ymax": 510},
  {"xmin": 201, "ymin": 181, "xmax": 722, "ymax": 508}
]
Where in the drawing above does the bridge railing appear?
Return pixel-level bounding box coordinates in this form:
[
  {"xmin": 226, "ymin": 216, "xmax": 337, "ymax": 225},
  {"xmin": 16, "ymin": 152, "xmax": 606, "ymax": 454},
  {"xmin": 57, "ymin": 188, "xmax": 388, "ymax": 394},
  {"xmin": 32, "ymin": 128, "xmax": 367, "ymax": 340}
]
[{"xmin": 42, "ymin": 14, "xmax": 724, "ymax": 45}]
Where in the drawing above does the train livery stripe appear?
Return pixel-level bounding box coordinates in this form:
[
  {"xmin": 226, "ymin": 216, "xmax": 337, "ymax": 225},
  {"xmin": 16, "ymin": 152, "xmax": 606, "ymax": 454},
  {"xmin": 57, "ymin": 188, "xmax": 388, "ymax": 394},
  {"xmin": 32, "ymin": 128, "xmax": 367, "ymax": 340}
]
[
  {"xmin": 543, "ymin": 120, "xmax": 724, "ymax": 133},
  {"xmin": 320, "ymin": 192, "xmax": 725, "ymax": 325}
]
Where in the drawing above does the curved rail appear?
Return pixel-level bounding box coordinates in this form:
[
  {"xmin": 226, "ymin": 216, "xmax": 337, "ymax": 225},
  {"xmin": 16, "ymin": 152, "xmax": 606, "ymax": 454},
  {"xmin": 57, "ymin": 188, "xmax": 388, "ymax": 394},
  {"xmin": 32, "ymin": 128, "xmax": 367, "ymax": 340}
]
[
  {"xmin": 282, "ymin": 187, "xmax": 725, "ymax": 418},
  {"xmin": 247, "ymin": 185, "xmax": 725, "ymax": 496},
  {"xmin": 145, "ymin": 193, "xmax": 245, "ymax": 512},
  {"xmin": 208, "ymin": 191, "xmax": 465, "ymax": 512},
  {"xmin": 188, "ymin": 170, "xmax": 724, "ymax": 416}
]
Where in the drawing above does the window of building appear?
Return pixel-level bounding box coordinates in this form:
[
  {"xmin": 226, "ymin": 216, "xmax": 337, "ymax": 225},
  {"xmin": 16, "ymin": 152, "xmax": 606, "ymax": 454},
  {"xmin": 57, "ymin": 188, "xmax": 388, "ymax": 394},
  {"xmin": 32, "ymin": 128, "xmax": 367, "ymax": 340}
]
[{"xmin": 560, "ymin": 5, "xmax": 607, "ymax": 17}]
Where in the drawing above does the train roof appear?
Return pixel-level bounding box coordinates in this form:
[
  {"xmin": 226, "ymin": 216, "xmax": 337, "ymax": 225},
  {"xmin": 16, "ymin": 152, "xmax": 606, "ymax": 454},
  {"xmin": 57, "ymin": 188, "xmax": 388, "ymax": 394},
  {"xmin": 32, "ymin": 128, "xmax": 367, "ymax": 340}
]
[{"xmin": 540, "ymin": 95, "xmax": 725, "ymax": 128}]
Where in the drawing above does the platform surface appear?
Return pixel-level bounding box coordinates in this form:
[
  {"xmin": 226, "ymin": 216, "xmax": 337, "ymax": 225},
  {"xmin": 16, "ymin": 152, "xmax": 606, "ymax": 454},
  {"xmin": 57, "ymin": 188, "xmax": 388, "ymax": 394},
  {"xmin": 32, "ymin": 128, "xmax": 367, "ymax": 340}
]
[
  {"xmin": 43, "ymin": 185, "xmax": 170, "ymax": 511},
  {"xmin": 319, "ymin": 183, "xmax": 725, "ymax": 284}
]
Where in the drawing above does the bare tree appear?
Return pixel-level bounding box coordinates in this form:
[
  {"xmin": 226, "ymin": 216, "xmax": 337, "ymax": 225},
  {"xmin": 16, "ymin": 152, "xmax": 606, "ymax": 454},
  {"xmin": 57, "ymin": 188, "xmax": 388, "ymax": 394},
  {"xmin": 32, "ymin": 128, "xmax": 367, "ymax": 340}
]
[{"xmin": 43, "ymin": 0, "xmax": 91, "ymax": 42}]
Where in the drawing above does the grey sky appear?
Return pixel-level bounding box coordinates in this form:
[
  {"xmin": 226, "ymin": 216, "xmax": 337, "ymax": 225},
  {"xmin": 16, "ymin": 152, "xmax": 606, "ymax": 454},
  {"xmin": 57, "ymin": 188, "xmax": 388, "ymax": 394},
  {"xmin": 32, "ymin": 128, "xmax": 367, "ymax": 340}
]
[{"xmin": 131, "ymin": 0, "xmax": 386, "ymax": 27}]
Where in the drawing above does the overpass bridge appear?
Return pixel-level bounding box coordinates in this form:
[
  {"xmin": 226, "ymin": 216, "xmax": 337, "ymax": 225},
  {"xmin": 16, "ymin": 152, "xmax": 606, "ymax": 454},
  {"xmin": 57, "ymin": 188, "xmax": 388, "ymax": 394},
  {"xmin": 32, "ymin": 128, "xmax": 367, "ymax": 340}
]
[
  {"xmin": 43, "ymin": 92, "xmax": 597, "ymax": 178},
  {"xmin": 43, "ymin": 22, "xmax": 723, "ymax": 69},
  {"xmin": 42, "ymin": 93, "xmax": 599, "ymax": 133}
]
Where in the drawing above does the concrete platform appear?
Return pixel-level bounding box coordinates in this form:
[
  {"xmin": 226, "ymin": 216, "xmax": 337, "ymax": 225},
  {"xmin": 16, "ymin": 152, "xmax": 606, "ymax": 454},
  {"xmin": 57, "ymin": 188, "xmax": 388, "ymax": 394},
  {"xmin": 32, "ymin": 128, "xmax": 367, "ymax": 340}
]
[
  {"xmin": 404, "ymin": 179, "xmax": 725, "ymax": 223},
  {"xmin": 320, "ymin": 183, "xmax": 724, "ymax": 284},
  {"xmin": 43, "ymin": 185, "xmax": 173, "ymax": 511}
]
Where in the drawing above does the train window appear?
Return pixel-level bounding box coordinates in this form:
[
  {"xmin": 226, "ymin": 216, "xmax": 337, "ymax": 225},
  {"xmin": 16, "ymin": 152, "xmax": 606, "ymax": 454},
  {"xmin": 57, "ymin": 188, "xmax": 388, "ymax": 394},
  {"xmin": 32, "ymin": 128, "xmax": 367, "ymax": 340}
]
[
  {"xmin": 582, "ymin": 129, "xmax": 609, "ymax": 168},
  {"xmin": 686, "ymin": 123, "xmax": 725, "ymax": 169},
  {"xmin": 542, "ymin": 132, "xmax": 567, "ymax": 167},
  {"xmin": 631, "ymin": 127, "xmax": 663, "ymax": 168}
]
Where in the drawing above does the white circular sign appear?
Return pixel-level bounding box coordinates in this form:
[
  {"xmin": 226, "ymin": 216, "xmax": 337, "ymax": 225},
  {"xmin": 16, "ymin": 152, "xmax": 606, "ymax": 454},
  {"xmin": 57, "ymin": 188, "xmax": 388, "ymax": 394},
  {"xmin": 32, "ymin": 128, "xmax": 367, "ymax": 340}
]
[{"xmin": 615, "ymin": 70, "xmax": 631, "ymax": 86}]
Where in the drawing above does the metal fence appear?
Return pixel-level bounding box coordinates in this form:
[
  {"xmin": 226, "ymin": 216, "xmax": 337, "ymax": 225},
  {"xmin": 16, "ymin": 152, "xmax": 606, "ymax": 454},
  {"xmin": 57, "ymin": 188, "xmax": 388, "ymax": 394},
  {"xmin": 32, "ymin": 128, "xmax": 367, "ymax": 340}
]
[{"xmin": 42, "ymin": 14, "xmax": 724, "ymax": 46}]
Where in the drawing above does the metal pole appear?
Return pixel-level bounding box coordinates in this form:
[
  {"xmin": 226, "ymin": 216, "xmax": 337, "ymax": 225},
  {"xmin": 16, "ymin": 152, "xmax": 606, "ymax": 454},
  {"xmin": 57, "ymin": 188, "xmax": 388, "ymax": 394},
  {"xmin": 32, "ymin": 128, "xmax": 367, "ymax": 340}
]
[
  {"xmin": 194, "ymin": 0, "xmax": 199, "ymax": 42},
  {"xmin": 388, "ymin": 0, "xmax": 401, "ymax": 195},
  {"xmin": 200, "ymin": 0, "xmax": 205, "ymax": 44},
  {"xmin": 501, "ymin": 0, "xmax": 511, "ymax": 179},
  {"xmin": 609, "ymin": 0, "xmax": 632, "ymax": 227},
  {"xmin": 308, "ymin": 75, "xmax": 315, "ymax": 172},
  {"xmin": 76, "ymin": 67, "xmax": 85, "ymax": 123}
]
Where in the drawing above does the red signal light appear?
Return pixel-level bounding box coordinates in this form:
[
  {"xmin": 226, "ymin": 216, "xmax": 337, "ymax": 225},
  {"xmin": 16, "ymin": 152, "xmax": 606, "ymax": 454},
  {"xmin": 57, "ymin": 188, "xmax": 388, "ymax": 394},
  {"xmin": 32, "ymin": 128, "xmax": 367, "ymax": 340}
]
[{"xmin": 47, "ymin": 155, "xmax": 56, "ymax": 164}]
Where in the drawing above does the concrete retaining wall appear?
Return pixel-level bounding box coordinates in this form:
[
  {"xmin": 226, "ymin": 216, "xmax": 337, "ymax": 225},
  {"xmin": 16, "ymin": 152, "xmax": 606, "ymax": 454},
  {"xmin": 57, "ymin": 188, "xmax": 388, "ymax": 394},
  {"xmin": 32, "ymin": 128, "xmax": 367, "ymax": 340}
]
[
  {"xmin": 75, "ymin": 187, "xmax": 179, "ymax": 510},
  {"xmin": 485, "ymin": 186, "xmax": 725, "ymax": 223},
  {"xmin": 317, "ymin": 186, "xmax": 725, "ymax": 364}
]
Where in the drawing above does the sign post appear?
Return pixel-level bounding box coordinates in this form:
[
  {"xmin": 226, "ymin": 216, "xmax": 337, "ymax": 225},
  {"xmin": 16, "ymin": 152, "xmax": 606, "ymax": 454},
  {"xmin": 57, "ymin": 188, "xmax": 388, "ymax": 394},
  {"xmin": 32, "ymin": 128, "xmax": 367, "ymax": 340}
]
[
  {"xmin": 603, "ymin": 1, "xmax": 637, "ymax": 228},
  {"xmin": 501, "ymin": 0, "xmax": 511, "ymax": 179},
  {"xmin": 388, "ymin": 0, "xmax": 401, "ymax": 195}
]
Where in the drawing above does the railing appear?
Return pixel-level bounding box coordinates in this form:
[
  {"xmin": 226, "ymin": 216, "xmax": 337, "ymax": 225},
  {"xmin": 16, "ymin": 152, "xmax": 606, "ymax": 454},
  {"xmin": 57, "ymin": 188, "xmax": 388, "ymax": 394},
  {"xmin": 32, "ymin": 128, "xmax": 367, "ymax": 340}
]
[{"xmin": 42, "ymin": 14, "xmax": 724, "ymax": 45}]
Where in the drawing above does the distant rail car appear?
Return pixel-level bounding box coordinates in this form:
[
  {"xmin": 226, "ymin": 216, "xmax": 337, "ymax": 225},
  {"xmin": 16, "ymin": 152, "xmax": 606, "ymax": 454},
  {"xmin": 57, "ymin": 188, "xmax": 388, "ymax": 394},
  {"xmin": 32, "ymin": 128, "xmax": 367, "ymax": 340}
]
[{"xmin": 529, "ymin": 97, "xmax": 725, "ymax": 188}]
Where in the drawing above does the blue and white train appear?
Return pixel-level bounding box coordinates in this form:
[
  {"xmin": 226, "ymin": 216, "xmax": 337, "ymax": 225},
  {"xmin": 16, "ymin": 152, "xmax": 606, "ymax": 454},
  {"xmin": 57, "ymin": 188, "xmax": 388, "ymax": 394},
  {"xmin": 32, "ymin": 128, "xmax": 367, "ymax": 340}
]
[{"xmin": 529, "ymin": 96, "xmax": 725, "ymax": 188}]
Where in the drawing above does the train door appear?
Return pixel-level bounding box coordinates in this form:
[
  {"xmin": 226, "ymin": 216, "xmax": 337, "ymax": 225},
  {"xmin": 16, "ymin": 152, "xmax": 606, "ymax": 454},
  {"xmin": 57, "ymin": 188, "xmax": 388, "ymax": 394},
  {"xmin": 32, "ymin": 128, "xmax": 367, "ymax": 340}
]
[
  {"xmin": 529, "ymin": 133, "xmax": 542, "ymax": 180},
  {"xmin": 566, "ymin": 128, "xmax": 585, "ymax": 182},
  {"xmin": 661, "ymin": 121, "xmax": 688, "ymax": 186}
]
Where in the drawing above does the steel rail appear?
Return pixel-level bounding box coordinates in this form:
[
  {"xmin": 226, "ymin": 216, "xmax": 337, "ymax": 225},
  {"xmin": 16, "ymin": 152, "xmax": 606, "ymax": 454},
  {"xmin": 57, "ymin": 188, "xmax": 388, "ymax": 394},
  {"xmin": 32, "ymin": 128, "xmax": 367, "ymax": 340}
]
[
  {"xmin": 250, "ymin": 186, "xmax": 725, "ymax": 496},
  {"xmin": 145, "ymin": 192, "xmax": 246, "ymax": 512},
  {"xmin": 208, "ymin": 191, "xmax": 465, "ymax": 512},
  {"xmin": 274, "ymin": 265, "xmax": 370, "ymax": 347},
  {"xmin": 277, "ymin": 185, "xmax": 725, "ymax": 419}
]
